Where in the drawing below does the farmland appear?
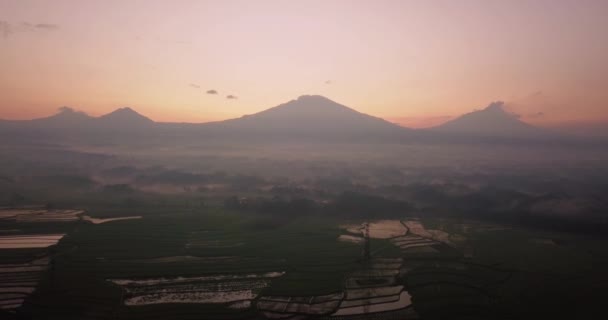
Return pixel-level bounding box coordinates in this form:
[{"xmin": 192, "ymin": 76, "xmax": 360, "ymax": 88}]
[
  {"xmin": 1, "ymin": 206, "xmax": 606, "ymax": 320},
  {"xmin": 0, "ymin": 208, "xmax": 82, "ymax": 314}
]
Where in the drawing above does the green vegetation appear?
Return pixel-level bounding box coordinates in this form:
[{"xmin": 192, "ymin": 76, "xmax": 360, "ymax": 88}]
[
  {"xmin": 2, "ymin": 143, "xmax": 608, "ymax": 319},
  {"xmin": 0, "ymin": 202, "xmax": 607, "ymax": 320},
  {"xmin": 8, "ymin": 211, "xmax": 360, "ymax": 319}
]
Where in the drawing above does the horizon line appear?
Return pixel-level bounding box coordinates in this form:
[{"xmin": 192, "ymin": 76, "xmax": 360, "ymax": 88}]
[{"xmin": 1, "ymin": 95, "xmax": 606, "ymax": 129}]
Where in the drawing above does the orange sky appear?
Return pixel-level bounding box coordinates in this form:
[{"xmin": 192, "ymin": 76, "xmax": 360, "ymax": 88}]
[{"xmin": 1, "ymin": 0, "xmax": 607, "ymax": 127}]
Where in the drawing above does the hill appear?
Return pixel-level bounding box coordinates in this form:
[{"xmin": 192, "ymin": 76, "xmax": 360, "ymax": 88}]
[
  {"xmin": 95, "ymin": 107, "xmax": 154, "ymax": 129},
  {"xmin": 430, "ymin": 101, "xmax": 547, "ymax": 138},
  {"xmin": 203, "ymin": 95, "xmax": 409, "ymax": 140}
]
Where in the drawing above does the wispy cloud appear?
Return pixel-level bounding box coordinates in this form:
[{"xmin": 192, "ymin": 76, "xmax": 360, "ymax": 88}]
[
  {"xmin": 0, "ymin": 20, "xmax": 59, "ymax": 39},
  {"xmin": 58, "ymin": 106, "xmax": 75, "ymax": 113},
  {"xmin": 0, "ymin": 21, "xmax": 11, "ymax": 38},
  {"xmin": 226, "ymin": 95, "xmax": 238, "ymax": 100},
  {"xmin": 35, "ymin": 23, "xmax": 59, "ymax": 30},
  {"xmin": 206, "ymin": 89, "xmax": 218, "ymax": 94},
  {"xmin": 484, "ymin": 101, "xmax": 505, "ymax": 111},
  {"xmin": 57, "ymin": 106, "xmax": 89, "ymax": 116},
  {"xmin": 528, "ymin": 112, "xmax": 545, "ymax": 118},
  {"xmin": 189, "ymin": 83, "xmax": 200, "ymax": 89},
  {"xmin": 325, "ymin": 80, "xmax": 332, "ymax": 85}
]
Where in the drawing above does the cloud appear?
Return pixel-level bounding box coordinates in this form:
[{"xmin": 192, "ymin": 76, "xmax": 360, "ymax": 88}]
[
  {"xmin": 35, "ymin": 23, "xmax": 59, "ymax": 30},
  {"xmin": 0, "ymin": 21, "xmax": 11, "ymax": 38},
  {"xmin": 484, "ymin": 101, "xmax": 505, "ymax": 111},
  {"xmin": 528, "ymin": 112, "xmax": 545, "ymax": 118},
  {"xmin": 58, "ymin": 106, "xmax": 75, "ymax": 113},
  {"xmin": 189, "ymin": 83, "xmax": 200, "ymax": 89},
  {"xmin": 226, "ymin": 95, "xmax": 238, "ymax": 99},
  {"xmin": 0, "ymin": 20, "xmax": 59, "ymax": 39},
  {"xmin": 206, "ymin": 89, "xmax": 218, "ymax": 94},
  {"xmin": 484, "ymin": 101, "xmax": 524, "ymax": 118},
  {"xmin": 57, "ymin": 106, "xmax": 88, "ymax": 115},
  {"xmin": 325, "ymin": 80, "xmax": 332, "ymax": 85}
]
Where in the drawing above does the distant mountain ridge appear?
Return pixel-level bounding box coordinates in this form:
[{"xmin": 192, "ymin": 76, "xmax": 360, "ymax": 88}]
[
  {"xmin": 1, "ymin": 106, "xmax": 153, "ymax": 131},
  {"xmin": 25, "ymin": 107, "xmax": 93, "ymax": 128},
  {"xmin": 0, "ymin": 96, "xmax": 570, "ymax": 143},
  {"xmin": 207, "ymin": 95, "xmax": 407, "ymax": 138},
  {"xmin": 95, "ymin": 107, "xmax": 154, "ymax": 128},
  {"xmin": 429, "ymin": 101, "xmax": 549, "ymax": 138}
]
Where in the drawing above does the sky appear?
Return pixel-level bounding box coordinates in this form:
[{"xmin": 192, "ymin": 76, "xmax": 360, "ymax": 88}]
[{"xmin": 1, "ymin": 0, "xmax": 607, "ymax": 127}]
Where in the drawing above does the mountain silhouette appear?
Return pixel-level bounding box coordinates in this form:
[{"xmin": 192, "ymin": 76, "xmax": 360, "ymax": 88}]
[
  {"xmin": 430, "ymin": 101, "xmax": 546, "ymax": 138},
  {"xmin": 29, "ymin": 107, "xmax": 94, "ymax": 128},
  {"xmin": 0, "ymin": 96, "xmax": 576, "ymax": 144},
  {"xmin": 1, "ymin": 107, "xmax": 154, "ymax": 132},
  {"xmin": 96, "ymin": 107, "xmax": 154, "ymax": 128},
  {"xmin": 207, "ymin": 95, "xmax": 407, "ymax": 139}
]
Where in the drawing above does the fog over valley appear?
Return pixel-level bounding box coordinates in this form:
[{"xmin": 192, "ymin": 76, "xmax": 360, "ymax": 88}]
[{"xmin": 2, "ymin": 1, "xmax": 608, "ymax": 319}]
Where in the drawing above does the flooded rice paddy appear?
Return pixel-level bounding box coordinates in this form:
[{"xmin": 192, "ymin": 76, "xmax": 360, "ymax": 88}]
[
  {"xmin": 110, "ymin": 272, "xmax": 286, "ymax": 306},
  {"xmin": 0, "ymin": 256, "xmax": 50, "ymax": 311},
  {"xmin": 0, "ymin": 234, "xmax": 65, "ymax": 249},
  {"xmin": 0, "ymin": 208, "xmax": 83, "ymax": 223},
  {"xmin": 82, "ymin": 215, "xmax": 142, "ymax": 224},
  {"xmin": 2, "ymin": 208, "xmax": 603, "ymax": 319}
]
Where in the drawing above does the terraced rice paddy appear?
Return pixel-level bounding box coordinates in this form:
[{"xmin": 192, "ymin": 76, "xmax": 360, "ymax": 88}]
[
  {"xmin": 0, "ymin": 234, "xmax": 65, "ymax": 249},
  {"xmin": 0, "ymin": 208, "xmax": 83, "ymax": 223},
  {"xmin": 391, "ymin": 235, "xmax": 438, "ymax": 251},
  {"xmin": 0, "ymin": 208, "xmax": 141, "ymax": 226},
  {"xmin": 257, "ymin": 292, "xmax": 344, "ymax": 318},
  {"xmin": 0, "ymin": 214, "xmax": 519, "ymax": 319},
  {"xmin": 339, "ymin": 219, "xmax": 447, "ymax": 255},
  {"xmin": 110, "ymin": 272, "xmax": 285, "ymax": 306},
  {"xmin": 338, "ymin": 235, "xmax": 364, "ymax": 244},
  {"xmin": 1, "ymin": 209, "xmax": 604, "ymax": 320},
  {"xmin": 82, "ymin": 215, "xmax": 142, "ymax": 224},
  {"xmin": 0, "ymin": 256, "xmax": 50, "ymax": 311},
  {"xmin": 0, "ymin": 207, "xmax": 81, "ymax": 315},
  {"xmin": 0, "ymin": 233, "xmax": 66, "ymax": 314},
  {"xmin": 341, "ymin": 220, "xmax": 408, "ymax": 239},
  {"xmin": 257, "ymin": 252, "xmax": 418, "ymax": 319},
  {"xmin": 333, "ymin": 257, "xmax": 414, "ymax": 317},
  {"xmin": 335, "ymin": 219, "xmax": 508, "ymax": 319}
]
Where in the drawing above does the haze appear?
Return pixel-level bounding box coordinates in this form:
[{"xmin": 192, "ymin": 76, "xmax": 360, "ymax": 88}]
[
  {"xmin": 2, "ymin": 0, "xmax": 608, "ymax": 127},
  {"xmin": 2, "ymin": 2, "xmax": 608, "ymax": 320}
]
